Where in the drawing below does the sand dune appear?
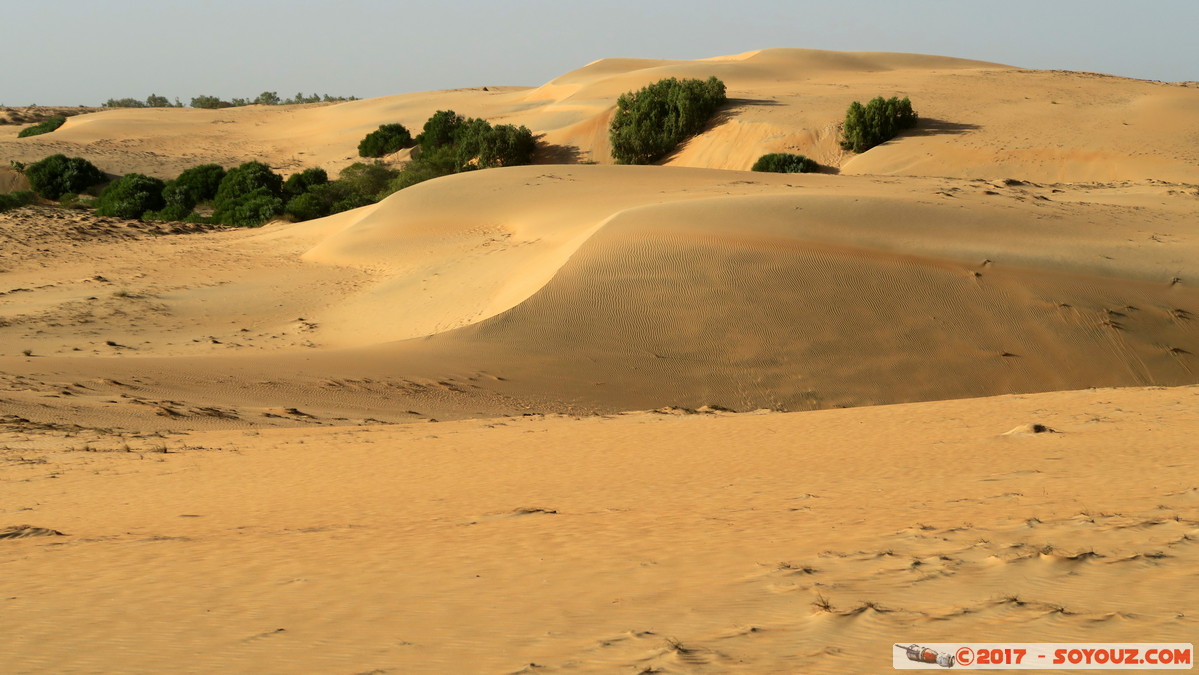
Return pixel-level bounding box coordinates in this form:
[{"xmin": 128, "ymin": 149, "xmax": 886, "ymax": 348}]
[
  {"xmin": 0, "ymin": 162, "xmax": 1197, "ymax": 427},
  {"xmin": 2, "ymin": 49, "xmax": 1199, "ymax": 673},
  {"xmin": 4, "ymin": 48, "xmax": 1197, "ymax": 182}
]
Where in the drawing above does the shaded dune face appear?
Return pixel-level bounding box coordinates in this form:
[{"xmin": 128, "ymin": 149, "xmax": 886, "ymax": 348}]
[
  {"xmin": 283, "ymin": 164, "xmax": 1199, "ymax": 412},
  {"xmin": 419, "ymin": 192, "xmax": 1199, "ymax": 411}
]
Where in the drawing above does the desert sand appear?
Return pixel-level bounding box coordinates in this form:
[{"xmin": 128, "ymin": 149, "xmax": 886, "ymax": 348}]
[{"xmin": 2, "ymin": 49, "xmax": 1198, "ymax": 673}]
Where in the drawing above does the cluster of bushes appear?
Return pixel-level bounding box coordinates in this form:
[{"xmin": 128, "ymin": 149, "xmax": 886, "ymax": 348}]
[
  {"xmin": 608, "ymin": 76, "xmax": 727, "ymax": 164},
  {"xmin": 751, "ymin": 153, "xmax": 819, "ymax": 174},
  {"xmin": 9, "ymin": 109, "xmax": 535, "ymax": 227},
  {"xmin": 284, "ymin": 112, "xmax": 537, "ymax": 220},
  {"xmin": 103, "ymin": 94, "xmax": 181, "ymax": 108},
  {"xmin": 101, "ymin": 92, "xmax": 357, "ymax": 109},
  {"xmin": 280, "ymin": 164, "xmax": 384, "ymax": 221},
  {"xmin": 17, "ymin": 115, "xmax": 66, "ymax": 138},
  {"xmin": 88, "ymin": 162, "xmax": 277, "ymax": 225},
  {"xmin": 17, "ymin": 155, "xmax": 415, "ymax": 227},
  {"xmin": 351, "ymin": 111, "xmax": 537, "ymax": 190},
  {"xmin": 415, "ymin": 111, "xmax": 536, "ymax": 169},
  {"xmin": 189, "ymin": 92, "xmax": 358, "ymax": 109},
  {"xmin": 840, "ymin": 96, "xmax": 918, "ymax": 153}
]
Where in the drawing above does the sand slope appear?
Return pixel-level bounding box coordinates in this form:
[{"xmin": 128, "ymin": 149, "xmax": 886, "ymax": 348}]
[
  {"xmin": 2, "ymin": 385, "xmax": 1196, "ymax": 673},
  {"xmin": 1, "ymin": 164, "xmax": 1197, "ymax": 427}
]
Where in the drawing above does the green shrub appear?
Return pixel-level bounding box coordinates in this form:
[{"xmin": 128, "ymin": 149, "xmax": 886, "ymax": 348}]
[
  {"xmin": 751, "ymin": 153, "xmax": 819, "ymax": 173},
  {"xmin": 145, "ymin": 204, "xmax": 195, "ymax": 222},
  {"xmin": 211, "ymin": 161, "xmax": 284, "ymax": 226},
  {"xmin": 283, "ymin": 167, "xmax": 329, "ymax": 198},
  {"xmin": 417, "ymin": 110, "xmax": 465, "ymax": 152},
  {"xmin": 358, "ymin": 123, "xmax": 415, "ymax": 158},
  {"xmin": 190, "ymin": 95, "xmax": 231, "ymax": 109},
  {"xmin": 103, "ymin": 98, "xmax": 146, "ymax": 108},
  {"xmin": 284, "ymin": 192, "xmax": 328, "ymax": 222},
  {"xmin": 24, "ymin": 154, "xmax": 106, "ymax": 200},
  {"xmin": 156, "ymin": 163, "xmax": 226, "ymax": 220},
  {"xmin": 95, "ymin": 173, "xmax": 167, "ymax": 219},
  {"xmin": 17, "ymin": 116, "xmax": 66, "ymax": 138},
  {"xmin": 169, "ymin": 163, "xmax": 226, "ymax": 205},
  {"xmin": 223, "ymin": 188, "xmax": 283, "ymax": 226},
  {"xmin": 454, "ymin": 120, "xmax": 536, "ymax": 169},
  {"xmin": 0, "ymin": 190, "xmax": 37, "ymax": 212},
  {"xmin": 104, "ymin": 95, "xmax": 182, "ymax": 108},
  {"xmin": 281, "ymin": 181, "xmax": 369, "ymax": 221},
  {"xmin": 840, "ymin": 96, "xmax": 918, "ymax": 153},
  {"xmin": 337, "ymin": 162, "xmax": 400, "ymax": 202},
  {"xmin": 609, "ymin": 76, "xmax": 727, "ymax": 164},
  {"xmin": 385, "ymin": 161, "xmax": 448, "ymax": 194}
]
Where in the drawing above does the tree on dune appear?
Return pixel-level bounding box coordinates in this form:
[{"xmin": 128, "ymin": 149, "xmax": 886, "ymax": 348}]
[
  {"xmin": 840, "ymin": 96, "xmax": 918, "ymax": 153},
  {"xmin": 358, "ymin": 123, "xmax": 415, "ymax": 158},
  {"xmin": 608, "ymin": 76, "xmax": 727, "ymax": 164}
]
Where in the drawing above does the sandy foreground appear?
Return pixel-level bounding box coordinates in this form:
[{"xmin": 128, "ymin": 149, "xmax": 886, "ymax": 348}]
[
  {"xmin": 2, "ymin": 387, "xmax": 1197, "ymax": 673},
  {"xmin": 2, "ymin": 49, "xmax": 1199, "ymax": 672}
]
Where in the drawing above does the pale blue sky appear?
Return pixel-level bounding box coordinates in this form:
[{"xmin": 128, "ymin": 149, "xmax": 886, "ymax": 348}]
[{"xmin": 3, "ymin": 0, "xmax": 1195, "ymax": 106}]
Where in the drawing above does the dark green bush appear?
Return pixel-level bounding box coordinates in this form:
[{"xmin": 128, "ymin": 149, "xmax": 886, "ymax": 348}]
[
  {"xmin": 751, "ymin": 153, "xmax": 819, "ymax": 173},
  {"xmin": 385, "ymin": 161, "xmax": 448, "ymax": 194},
  {"xmin": 358, "ymin": 123, "xmax": 415, "ymax": 158},
  {"xmin": 17, "ymin": 116, "xmax": 66, "ymax": 138},
  {"xmin": 94, "ymin": 173, "xmax": 167, "ymax": 219},
  {"xmin": 840, "ymin": 96, "xmax": 918, "ymax": 153},
  {"xmin": 609, "ymin": 76, "xmax": 727, "ymax": 164},
  {"xmin": 24, "ymin": 154, "xmax": 106, "ymax": 200},
  {"xmin": 417, "ymin": 110, "xmax": 465, "ymax": 152},
  {"xmin": 211, "ymin": 161, "xmax": 284, "ymax": 226},
  {"xmin": 284, "ymin": 192, "xmax": 328, "ymax": 222},
  {"xmin": 282, "ymin": 180, "xmax": 372, "ymax": 221},
  {"xmin": 289, "ymin": 93, "xmax": 323, "ymax": 105},
  {"xmin": 337, "ymin": 162, "xmax": 400, "ymax": 202},
  {"xmin": 154, "ymin": 163, "xmax": 225, "ymax": 220},
  {"xmin": 104, "ymin": 96, "xmax": 182, "ymax": 108},
  {"xmin": 283, "ymin": 167, "xmax": 329, "ymax": 198},
  {"xmin": 222, "ymin": 188, "xmax": 283, "ymax": 226},
  {"xmin": 365, "ymin": 111, "xmax": 540, "ymax": 197},
  {"xmin": 170, "ymin": 163, "xmax": 226, "ymax": 204},
  {"xmin": 145, "ymin": 202, "xmax": 195, "ymax": 222},
  {"xmin": 454, "ymin": 120, "xmax": 536, "ymax": 169},
  {"xmin": 0, "ymin": 190, "xmax": 37, "ymax": 212},
  {"xmin": 190, "ymin": 95, "xmax": 231, "ymax": 109},
  {"xmin": 103, "ymin": 98, "xmax": 146, "ymax": 108}
]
